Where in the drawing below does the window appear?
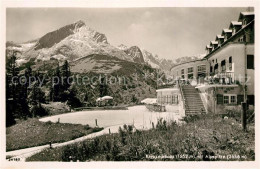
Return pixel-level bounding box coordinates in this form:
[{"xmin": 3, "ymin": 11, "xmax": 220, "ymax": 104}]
[
  {"xmin": 187, "ymin": 67, "xmax": 193, "ymax": 79},
  {"xmin": 221, "ymin": 60, "xmax": 226, "ymax": 72},
  {"xmin": 214, "ymin": 63, "xmax": 219, "ymax": 74},
  {"xmin": 243, "ymin": 19, "xmax": 247, "ymax": 25},
  {"xmin": 181, "ymin": 69, "xmax": 185, "ymax": 79},
  {"xmin": 224, "ymin": 96, "xmax": 229, "ymax": 104},
  {"xmin": 230, "ymin": 96, "xmax": 236, "ymax": 104},
  {"xmin": 188, "ymin": 67, "xmax": 193, "ymax": 73},
  {"xmin": 210, "ymin": 66, "xmax": 213, "ymax": 73},
  {"xmin": 162, "ymin": 96, "xmax": 165, "ymax": 103},
  {"xmin": 197, "ymin": 65, "xmax": 206, "ymax": 78},
  {"xmin": 247, "ymin": 55, "xmax": 254, "ymax": 69},
  {"xmin": 198, "ymin": 65, "xmax": 206, "ymax": 72},
  {"xmin": 171, "ymin": 95, "xmax": 178, "ymax": 104},
  {"xmin": 229, "ymin": 56, "xmax": 232, "ymax": 70},
  {"xmin": 232, "ymin": 27, "xmax": 236, "ymax": 35},
  {"xmin": 239, "ymin": 36, "xmax": 244, "ymax": 42},
  {"xmin": 223, "ymin": 95, "xmax": 237, "ymax": 105}
]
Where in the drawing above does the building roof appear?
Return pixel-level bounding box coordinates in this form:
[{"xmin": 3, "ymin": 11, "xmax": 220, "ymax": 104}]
[
  {"xmin": 170, "ymin": 58, "xmax": 206, "ymax": 70},
  {"xmin": 241, "ymin": 11, "xmax": 254, "ymax": 16},
  {"xmin": 205, "ymin": 45, "xmax": 212, "ymax": 49},
  {"xmin": 210, "ymin": 41, "xmax": 218, "ymax": 45},
  {"xmin": 230, "ymin": 21, "xmax": 242, "ymax": 26},
  {"xmin": 229, "ymin": 21, "xmax": 242, "ymax": 29},
  {"xmin": 222, "ymin": 29, "xmax": 232, "ymax": 33},
  {"xmin": 238, "ymin": 11, "xmax": 254, "ymax": 21},
  {"xmin": 204, "ymin": 19, "xmax": 254, "ymax": 59},
  {"xmin": 216, "ymin": 35, "xmax": 224, "ymax": 40}
]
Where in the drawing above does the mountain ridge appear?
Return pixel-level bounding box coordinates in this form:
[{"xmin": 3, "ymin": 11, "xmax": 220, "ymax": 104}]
[{"xmin": 6, "ymin": 20, "xmax": 205, "ymax": 73}]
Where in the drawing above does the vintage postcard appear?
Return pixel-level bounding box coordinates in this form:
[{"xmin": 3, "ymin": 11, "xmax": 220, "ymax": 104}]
[{"xmin": 1, "ymin": 0, "xmax": 259, "ymax": 169}]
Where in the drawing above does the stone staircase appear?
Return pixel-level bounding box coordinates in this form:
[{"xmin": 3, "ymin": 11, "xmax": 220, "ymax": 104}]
[{"xmin": 181, "ymin": 84, "xmax": 206, "ymax": 115}]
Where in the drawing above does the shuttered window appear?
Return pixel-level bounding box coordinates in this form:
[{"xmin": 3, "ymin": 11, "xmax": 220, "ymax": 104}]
[
  {"xmin": 247, "ymin": 95, "xmax": 255, "ymax": 105},
  {"xmin": 221, "ymin": 60, "xmax": 226, "ymax": 72},
  {"xmin": 217, "ymin": 94, "xmax": 223, "ymax": 104},
  {"xmin": 214, "ymin": 63, "xmax": 219, "ymax": 74},
  {"xmin": 247, "ymin": 55, "xmax": 254, "ymax": 69},
  {"xmin": 237, "ymin": 95, "xmax": 244, "ymax": 105},
  {"xmin": 229, "ymin": 56, "xmax": 232, "ymax": 70}
]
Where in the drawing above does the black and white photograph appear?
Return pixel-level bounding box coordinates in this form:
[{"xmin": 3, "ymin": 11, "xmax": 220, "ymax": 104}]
[{"xmin": 1, "ymin": 0, "xmax": 259, "ymax": 169}]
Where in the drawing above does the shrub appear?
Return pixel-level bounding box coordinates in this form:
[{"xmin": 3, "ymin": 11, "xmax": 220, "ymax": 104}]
[
  {"xmin": 30, "ymin": 104, "xmax": 49, "ymax": 117},
  {"xmin": 182, "ymin": 115, "xmax": 200, "ymax": 123},
  {"xmin": 84, "ymin": 124, "xmax": 91, "ymax": 130},
  {"xmin": 156, "ymin": 118, "xmax": 167, "ymax": 130}
]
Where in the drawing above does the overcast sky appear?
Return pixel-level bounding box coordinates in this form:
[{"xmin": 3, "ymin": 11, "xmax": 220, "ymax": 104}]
[{"xmin": 6, "ymin": 7, "xmax": 247, "ymax": 60}]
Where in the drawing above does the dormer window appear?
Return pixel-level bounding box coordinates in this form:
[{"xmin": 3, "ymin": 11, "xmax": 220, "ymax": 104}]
[
  {"xmin": 226, "ymin": 33, "xmax": 232, "ymax": 39},
  {"xmin": 210, "ymin": 41, "xmax": 218, "ymax": 50},
  {"xmin": 232, "ymin": 27, "xmax": 236, "ymax": 35},
  {"xmin": 243, "ymin": 19, "xmax": 247, "ymax": 25},
  {"xmin": 238, "ymin": 12, "xmax": 254, "ymax": 27},
  {"xmin": 229, "ymin": 21, "xmax": 242, "ymax": 35},
  {"xmin": 222, "ymin": 29, "xmax": 232, "ymax": 41},
  {"xmin": 239, "ymin": 36, "xmax": 244, "ymax": 42},
  {"xmin": 216, "ymin": 35, "xmax": 224, "ymax": 46},
  {"xmin": 205, "ymin": 45, "xmax": 212, "ymax": 54}
]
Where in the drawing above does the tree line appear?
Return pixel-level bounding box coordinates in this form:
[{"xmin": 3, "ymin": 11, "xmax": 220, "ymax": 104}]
[{"xmin": 6, "ymin": 52, "xmax": 81, "ymax": 127}]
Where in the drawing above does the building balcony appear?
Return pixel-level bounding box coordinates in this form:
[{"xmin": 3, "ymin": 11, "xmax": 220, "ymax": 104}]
[
  {"xmin": 196, "ymin": 72, "xmax": 239, "ymax": 89},
  {"xmin": 197, "ymin": 72, "xmax": 236, "ymax": 85}
]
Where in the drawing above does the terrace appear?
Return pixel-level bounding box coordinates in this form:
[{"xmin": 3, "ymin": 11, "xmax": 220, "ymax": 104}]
[{"xmin": 196, "ymin": 72, "xmax": 239, "ymax": 89}]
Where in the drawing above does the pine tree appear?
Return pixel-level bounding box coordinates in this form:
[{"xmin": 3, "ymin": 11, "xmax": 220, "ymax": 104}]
[
  {"xmin": 61, "ymin": 60, "xmax": 71, "ymax": 91},
  {"xmin": 24, "ymin": 65, "xmax": 32, "ymax": 98},
  {"xmin": 28, "ymin": 81, "xmax": 45, "ymax": 105},
  {"xmin": 52, "ymin": 65, "xmax": 62, "ymax": 101},
  {"xmin": 6, "ymin": 52, "xmax": 17, "ymax": 126},
  {"xmin": 67, "ymin": 83, "xmax": 82, "ymax": 108},
  {"xmin": 99, "ymin": 76, "xmax": 108, "ymax": 97},
  {"xmin": 6, "ymin": 51, "xmax": 30, "ymax": 123}
]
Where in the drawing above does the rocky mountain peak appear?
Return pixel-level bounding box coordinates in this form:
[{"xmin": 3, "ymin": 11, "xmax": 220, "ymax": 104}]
[
  {"xmin": 74, "ymin": 20, "xmax": 86, "ymax": 26},
  {"xmin": 34, "ymin": 21, "xmax": 85, "ymax": 50},
  {"xmin": 124, "ymin": 46, "xmax": 145, "ymax": 63}
]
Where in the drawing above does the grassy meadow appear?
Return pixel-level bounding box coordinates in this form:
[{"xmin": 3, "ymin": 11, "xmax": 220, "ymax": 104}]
[
  {"xmin": 6, "ymin": 118, "xmax": 103, "ymax": 151},
  {"xmin": 27, "ymin": 113, "xmax": 255, "ymax": 161}
]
